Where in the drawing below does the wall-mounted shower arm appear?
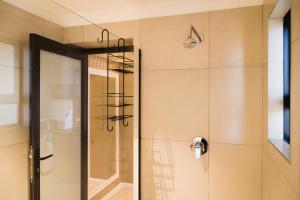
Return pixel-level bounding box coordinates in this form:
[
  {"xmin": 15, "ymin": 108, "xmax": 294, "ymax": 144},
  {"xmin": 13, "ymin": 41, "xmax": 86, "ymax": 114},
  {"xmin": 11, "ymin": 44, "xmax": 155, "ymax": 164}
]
[{"xmin": 189, "ymin": 25, "xmax": 203, "ymax": 43}]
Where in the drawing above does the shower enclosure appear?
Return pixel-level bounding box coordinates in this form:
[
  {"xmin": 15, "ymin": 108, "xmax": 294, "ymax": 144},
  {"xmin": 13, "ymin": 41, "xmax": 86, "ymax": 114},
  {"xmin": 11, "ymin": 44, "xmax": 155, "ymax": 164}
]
[{"xmin": 29, "ymin": 31, "xmax": 140, "ymax": 200}]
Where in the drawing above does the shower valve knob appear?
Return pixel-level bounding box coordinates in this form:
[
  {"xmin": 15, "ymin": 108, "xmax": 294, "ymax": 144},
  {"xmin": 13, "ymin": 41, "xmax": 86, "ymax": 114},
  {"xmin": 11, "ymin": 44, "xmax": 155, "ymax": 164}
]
[{"xmin": 190, "ymin": 137, "xmax": 208, "ymax": 159}]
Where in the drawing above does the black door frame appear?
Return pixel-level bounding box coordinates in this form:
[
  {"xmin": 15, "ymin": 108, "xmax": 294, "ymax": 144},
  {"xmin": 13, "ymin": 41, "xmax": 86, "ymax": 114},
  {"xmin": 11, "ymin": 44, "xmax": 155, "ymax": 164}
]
[{"xmin": 29, "ymin": 33, "xmax": 88, "ymax": 200}]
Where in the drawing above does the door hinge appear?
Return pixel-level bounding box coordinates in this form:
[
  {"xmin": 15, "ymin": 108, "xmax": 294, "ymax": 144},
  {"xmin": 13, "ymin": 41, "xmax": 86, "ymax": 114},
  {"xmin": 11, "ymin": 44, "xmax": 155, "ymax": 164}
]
[{"xmin": 28, "ymin": 146, "xmax": 33, "ymax": 183}]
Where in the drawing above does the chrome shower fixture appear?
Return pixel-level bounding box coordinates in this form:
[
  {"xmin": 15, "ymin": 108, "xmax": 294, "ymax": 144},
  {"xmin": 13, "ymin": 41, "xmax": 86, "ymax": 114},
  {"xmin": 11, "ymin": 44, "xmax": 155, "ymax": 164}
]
[{"xmin": 183, "ymin": 25, "xmax": 204, "ymax": 48}]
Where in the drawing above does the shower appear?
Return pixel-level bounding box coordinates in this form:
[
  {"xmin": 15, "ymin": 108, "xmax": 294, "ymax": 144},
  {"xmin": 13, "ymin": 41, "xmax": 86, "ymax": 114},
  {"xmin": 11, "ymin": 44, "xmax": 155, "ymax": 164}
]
[{"xmin": 183, "ymin": 25, "xmax": 204, "ymax": 48}]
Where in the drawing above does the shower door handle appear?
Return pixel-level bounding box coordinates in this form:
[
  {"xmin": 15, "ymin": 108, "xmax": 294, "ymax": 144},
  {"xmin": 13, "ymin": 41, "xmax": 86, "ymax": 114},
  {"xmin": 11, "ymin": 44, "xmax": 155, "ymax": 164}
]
[{"xmin": 40, "ymin": 154, "xmax": 53, "ymax": 161}]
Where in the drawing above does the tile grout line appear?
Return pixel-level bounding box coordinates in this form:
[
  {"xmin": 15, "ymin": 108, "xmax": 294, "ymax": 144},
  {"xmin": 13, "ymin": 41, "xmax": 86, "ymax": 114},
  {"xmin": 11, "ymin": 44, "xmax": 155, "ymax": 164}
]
[
  {"xmin": 141, "ymin": 65, "xmax": 263, "ymax": 72},
  {"xmin": 264, "ymin": 148, "xmax": 300, "ymax": 198},
  {"xmin": 0, "ymin": 141, "xmax": 28, "ymax": 150},
  {"xmin": 140, "ymin": 136, "xmax": 263, "ymax": 146},
  {"xmin": 207, "ymin": 10, "xmax": 211, "ymax": 200},
  {"xmin": 260, "ymin": 5, "xmax": 264, "ymax": 200}
]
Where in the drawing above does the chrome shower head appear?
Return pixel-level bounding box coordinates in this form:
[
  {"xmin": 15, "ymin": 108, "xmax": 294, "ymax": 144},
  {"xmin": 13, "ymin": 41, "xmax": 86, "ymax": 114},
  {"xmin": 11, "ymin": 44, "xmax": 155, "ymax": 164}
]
[{"xmin": 183, "ymin": 25, "xmax": 204, "ymax": 49}]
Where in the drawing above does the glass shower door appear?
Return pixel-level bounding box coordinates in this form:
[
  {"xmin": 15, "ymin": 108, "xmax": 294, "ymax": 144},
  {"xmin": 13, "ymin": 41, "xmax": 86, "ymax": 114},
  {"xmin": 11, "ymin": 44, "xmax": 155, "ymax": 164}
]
[
  {"xmin": 39, "ymin": 50, "xmax": 81, "ymax": 200},
  {"xmin": 30, "ymin": 34, "xmax": 88, "ymax": 200}
]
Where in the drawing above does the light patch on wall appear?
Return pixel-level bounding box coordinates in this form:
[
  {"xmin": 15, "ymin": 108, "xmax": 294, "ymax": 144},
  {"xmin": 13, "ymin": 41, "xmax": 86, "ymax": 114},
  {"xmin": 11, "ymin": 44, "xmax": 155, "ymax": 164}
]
[
  {"xmin": 0, "ymin": 67, "xmax": 15, "ymax": 94},
  {"xmin": 0, "ymin": 43, "xmax": 15, "ymax": 67},
  {"xmin": 267, "ymin": 0, "xmax": 291, "ymax": 159},
  {"xmin": 0, "ymin": 43, "xmax": 16, "ymax": 94},
  {"xmin": 0, "ymin": 43, "xmax": 19, "ymax": 126},
  {"xmin": 268, "ymin": 19, "xmax": 284, "ymax": 139},
  {"xmin": 0, "ymin": 104, "xmax": 18, "ymax": 125}
]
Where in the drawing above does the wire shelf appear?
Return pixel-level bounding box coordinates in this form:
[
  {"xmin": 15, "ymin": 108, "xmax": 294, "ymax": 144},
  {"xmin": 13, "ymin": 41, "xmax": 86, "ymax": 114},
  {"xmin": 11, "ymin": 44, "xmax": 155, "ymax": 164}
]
[{"xmin": 109, "ymin": 115, "xmax": 134, "ymax": 121}]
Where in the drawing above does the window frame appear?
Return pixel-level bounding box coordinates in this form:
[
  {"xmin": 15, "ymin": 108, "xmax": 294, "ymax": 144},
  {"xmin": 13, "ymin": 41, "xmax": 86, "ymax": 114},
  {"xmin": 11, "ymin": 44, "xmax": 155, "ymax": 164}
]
[{"xmin": 283, "ymin": 9, "xmax": 291, "ymax": 144}]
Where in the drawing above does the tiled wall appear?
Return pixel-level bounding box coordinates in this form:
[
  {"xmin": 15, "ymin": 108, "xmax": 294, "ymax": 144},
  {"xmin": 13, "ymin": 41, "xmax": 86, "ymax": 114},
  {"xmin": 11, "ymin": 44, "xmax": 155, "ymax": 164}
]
[
  {"xmin": 140, "ymin": 6, "xmax": 263, "ymax": 200},
  {"xmin": 63, "ymin": 5, "xmax": 264, "ymax": 200},
  {"xmin": 262, "ymin": 0, "xmax": 300, "ymax": 200},
  {"xmin": 0, "ymin": 1, "xmax": 63, "ymax": 199}
]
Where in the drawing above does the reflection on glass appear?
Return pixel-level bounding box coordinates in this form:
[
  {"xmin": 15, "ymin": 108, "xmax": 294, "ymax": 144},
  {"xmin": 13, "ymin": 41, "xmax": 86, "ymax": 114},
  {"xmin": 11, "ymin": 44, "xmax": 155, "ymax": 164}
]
[
  {"xmin": 40, "ymin": 50, "xmax": 81, "ymax": 200},
  {"xmin": 0, "ymin": 41, "xmax": 19, "ymax": 126},
  {"xmin": 89, "ymin": 74, "xmax": 117, "ymax": 198}
]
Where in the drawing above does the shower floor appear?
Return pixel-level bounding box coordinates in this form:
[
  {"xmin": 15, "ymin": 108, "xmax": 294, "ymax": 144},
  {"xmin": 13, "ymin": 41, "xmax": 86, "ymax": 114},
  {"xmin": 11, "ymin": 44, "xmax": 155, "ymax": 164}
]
[
  {"xmin": 89, "ymin": 179, "xmax": 133, "ymax": 200},
  {"xmin": 88, "ymin": 178, "xmax": 107, "ymax": 199},
  {"xmin": 101, "ymin": 183, "xmax": 133, "ymax": 200},
  {"xmin": 108, "ymin": 185, "xmax": 133, "ymax": 200}
]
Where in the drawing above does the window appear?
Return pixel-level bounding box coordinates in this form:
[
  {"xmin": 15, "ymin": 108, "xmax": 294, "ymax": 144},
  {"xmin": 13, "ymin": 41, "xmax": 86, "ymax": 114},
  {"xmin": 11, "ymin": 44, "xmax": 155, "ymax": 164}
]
[
  {"xmin": 268, "ymin": 4, "xmax": 291, "ymax": 159},
  {"xmin": 283, "ymin": 10, "xmax": 291, "ymax": 144}
]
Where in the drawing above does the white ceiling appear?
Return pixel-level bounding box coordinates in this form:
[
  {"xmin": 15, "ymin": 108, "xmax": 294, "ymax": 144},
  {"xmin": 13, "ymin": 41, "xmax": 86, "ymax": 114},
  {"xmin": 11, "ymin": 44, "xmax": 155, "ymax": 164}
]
[{"xmin": 3, "ymin": 0, "xmax": 264, "ymax": 27}]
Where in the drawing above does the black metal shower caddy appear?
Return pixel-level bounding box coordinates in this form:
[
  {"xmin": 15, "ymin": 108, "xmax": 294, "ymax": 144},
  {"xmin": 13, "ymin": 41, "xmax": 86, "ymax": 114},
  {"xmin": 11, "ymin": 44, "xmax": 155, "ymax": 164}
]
[{"xmin": 98, "ymin": 29, "xmax": 134, "ymax": 132}]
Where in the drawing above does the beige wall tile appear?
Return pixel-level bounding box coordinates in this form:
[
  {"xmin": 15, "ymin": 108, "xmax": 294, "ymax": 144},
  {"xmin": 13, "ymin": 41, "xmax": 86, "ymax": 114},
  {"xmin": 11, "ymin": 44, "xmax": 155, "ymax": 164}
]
[
  {"xmin": 262, "ymin": 151, "xmax": 299, "ymax": 200},
  {"xmin": 141, "ymin": 12, "xmax": 209, "ymax": 70},
  {"xmin": 0, "ymin": 142, "xmax": 28, "ymax": 200},
  {"xmin": 141, "ymin": 138, "xmax": 208, "ymax": 200},
  {"xmin": 209, "ymin": 67, "xmax": 262, "ymax": 145},
  {"xmin": 263, "ymin": 0, "xmax": 279, "ymax": 5},
  {"xmin": 82, "ymin": 25, "xmax": 99, "ymax": 44},
  {"xmin": 142, "ymin": 69, "xmax": 208, "ymax": 141},
  {"xmin": 291, "ymin": 0, "xmax": 300, "ymax": 42},
  {"xmin": 262, "ymin": 64, "xmax": 269, "ymax": 146},
  {"xmin": 264, "ymin": 141, "xmax": 300, "ymax": 195},
  {"xmin": 209, "ymin": 143, "xmax": 262, "ymax": 200},
  {"xmin": 0, "ymin": 1, "xmax": 45, "ymax": 44},
  {"xmin": 63, "ymin": 26, "xmax": 84, "ymax": 44},
  {"xmin": 291, "ymin": 36, "xmax": 300, "ymax": 162},
  {"xmin": 209, "ymin": 6, "xmax": 262, "ymax": 68},
  {"xmin": 43, "ymin": 20, "xmax": 64, "ymax": 43}
]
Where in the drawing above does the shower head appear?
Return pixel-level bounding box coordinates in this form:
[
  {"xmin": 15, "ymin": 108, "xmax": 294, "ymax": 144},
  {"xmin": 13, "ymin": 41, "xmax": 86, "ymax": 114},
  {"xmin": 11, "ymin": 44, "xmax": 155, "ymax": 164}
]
[{"xmin": 183, "ymin": 25, "xmax": 204, "ymax": 49}]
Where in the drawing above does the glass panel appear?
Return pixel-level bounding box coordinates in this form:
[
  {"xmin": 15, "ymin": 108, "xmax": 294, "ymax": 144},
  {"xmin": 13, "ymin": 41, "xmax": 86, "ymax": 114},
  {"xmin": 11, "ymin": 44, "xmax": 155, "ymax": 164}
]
[
  {"xmin": 89, "ymin": 74, "xmax": 117, "ymax": 198},
  {"xmin": 40, "ymin": 50, "xmax": 81, "ymax": 200}
]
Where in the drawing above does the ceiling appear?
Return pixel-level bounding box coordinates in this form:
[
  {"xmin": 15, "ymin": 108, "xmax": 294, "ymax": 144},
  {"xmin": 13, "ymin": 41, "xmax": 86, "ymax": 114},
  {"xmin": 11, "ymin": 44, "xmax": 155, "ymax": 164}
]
[{"xmin": 3, "ymin": 0, "xmax": 264, "ymax": 27}]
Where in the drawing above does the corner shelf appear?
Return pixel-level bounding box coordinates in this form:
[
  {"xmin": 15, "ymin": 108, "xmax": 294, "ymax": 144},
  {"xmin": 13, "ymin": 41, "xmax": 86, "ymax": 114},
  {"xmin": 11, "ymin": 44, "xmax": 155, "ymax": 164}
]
[
  {"xmin": 99, "ymin": 29, "xmax": 134, "ymax": 131},
  {"xmin": 109, "ymin": 53, "xmax": 134, "ymax": 63},
  {"xmin": 108, "ymin": 104, "xmax": 133, "ymax": 107},
  {"xmin": 110, "ymin": 68, "xmax": 133, "ymax": 74},
  {"xmin": 107, "ymin": 92, "xmax": 134, "ymax": 98}
]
